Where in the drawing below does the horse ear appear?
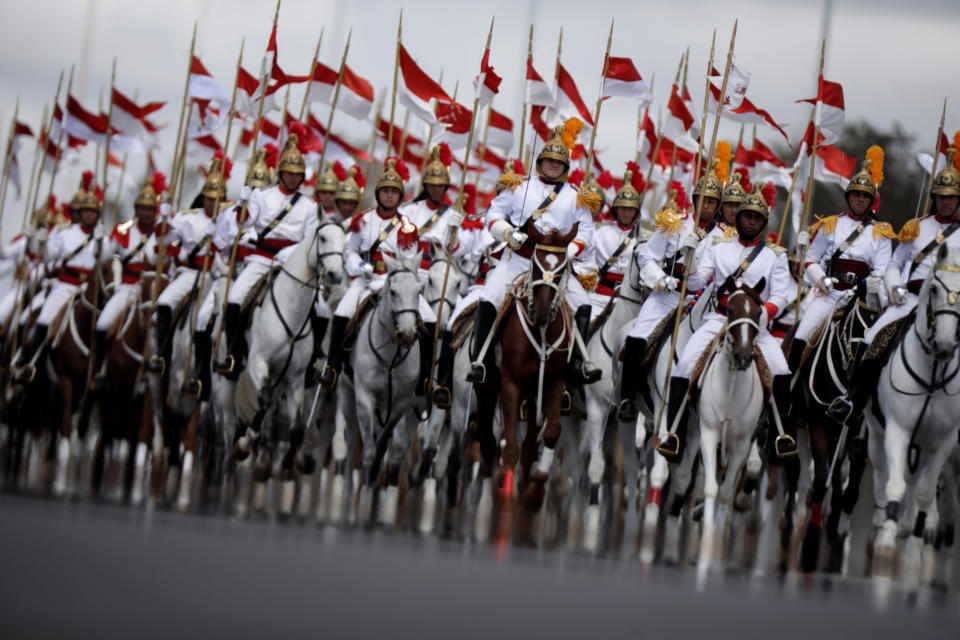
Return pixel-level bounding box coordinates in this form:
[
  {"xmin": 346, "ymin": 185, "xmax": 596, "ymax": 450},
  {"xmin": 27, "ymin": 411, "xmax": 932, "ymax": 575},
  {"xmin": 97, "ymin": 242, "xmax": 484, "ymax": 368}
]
[
  {"xmin": 720, "ymin": 275, "xmax": 735, "ymax": 294},
  {"xmin": 752, "ymin": 277, "xmax": 766, "ymax": 296},
  {"xmin": 526, "ymin": 224, "xmax": 543, "ymax": 244},
  {"xmin": 382, "ymin": 252, "xmax": 399, "ymax": 273}
]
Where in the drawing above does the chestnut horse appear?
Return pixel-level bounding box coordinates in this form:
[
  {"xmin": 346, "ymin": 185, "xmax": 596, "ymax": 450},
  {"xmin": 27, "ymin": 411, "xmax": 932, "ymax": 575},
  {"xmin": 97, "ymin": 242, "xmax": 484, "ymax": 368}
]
[{"xmin": 497, "ymin": 222, "xmax": 579, "ymax": 532}]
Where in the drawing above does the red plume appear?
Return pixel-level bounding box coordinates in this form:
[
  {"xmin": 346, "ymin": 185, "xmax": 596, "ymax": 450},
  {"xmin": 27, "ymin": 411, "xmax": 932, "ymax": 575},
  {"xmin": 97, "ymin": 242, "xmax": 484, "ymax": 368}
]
[
  {"xmin": 462, "ymin": 183, "xmax": 478, "ymax": 215},
  {"xmin": 352, "ymin": 166, "xmax": 366, "ymax": 189},
  {"xmin": 385, "ymin": 157, "xmax": 410, "ymax": 182},
  {"xmin": 438, "ymin": 142, "xmax": 453, "ymax": 167},
  {"xmin": 213, "ymin": 150, "xmax": 233, "ymax": 180},
  {"xmin": 596, "ymin": 170, "xmax": 614, "ymax": 190},
  {"xmin": 60, "ymin": 203, "xmax": 70, "ymax": 218},
  {"xmin": 766, "ymin": 232, "xmax": 779, "ymax": 245},
  {"xmin": 48, "ymin": 194, "xmax": 57, "ymax": 209},
  {"xmin": 738, "ymin": 168, "xmax": 752, "ymax": 194},
  {"xmin": 510, "ymin": 158, "xmax": 525, "ymax": 176},
  {"xmin": 287, "ymin": 121, "xmax": 309, "ymax": 153},
  {"xmin": 81, "ymin": 170, "xmax": 95, "ymax": 191},
  {"xmin": 263, "ymin": 143, "xmax": 279, "ymax": 169},
  {"xmin": 152, "ymin": 172, "xmax": 167, "ymax": 196},
  {"xmin": 762, "ymin": 181, "xmax": 777, "ymax": 207},
  {"xmin": 626, "ymin": 162, "xmax": 646, "ymax": 193},
  {"xmin": 95, "ymin": 186, "xmax": 104, "ymax": 202},
  {"xmin": 568, "ymin": 168, "xmax": 585, "ymax": 186},
  {"xmin": 332, "ymin": 161, "xmax": 347, "ymax": 182},
  {"xmin": 669, "ymin": 179, "xmax": 690, "ymax": 210}
]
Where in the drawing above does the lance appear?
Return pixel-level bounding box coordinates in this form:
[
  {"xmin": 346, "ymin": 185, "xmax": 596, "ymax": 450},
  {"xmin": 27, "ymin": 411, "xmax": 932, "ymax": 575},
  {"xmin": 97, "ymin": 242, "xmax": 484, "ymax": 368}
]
[
  {"xmin": 167, "ymin": 22, "xmax": 197, "ymax": 207},
  {"xmin": 633, "ymin": 70, "xmax": 654, "ymax": 165},
  {"xmin": 181, "ymin": 37, "xmax": 246, "ymax": 396},
  {"xmin": 691, "ymin": 33, "xmax": 716, "ymax": 197},
  {"xmin": 22, "ymin": 104, "xmax": 48, "ymax": 229},
  {"xmin": 661, "ymin": 51, "xmax": 686, "ymax": 192},
  {"xmin": 427, "ymin": 16, "xmax": 494, "ymax": 401},
  {"xmin": 213, "ymin": 0, "xmax": 283, "ymax": 368},
  {"xmin": 363, "ymin": 90, "xmax": 387, "ymax": 206},
  {"xmin": 517, "ymin": 25, "xmax": 533, "ymax": 162},
  {"xmin": 471, "ymin": 98, "xmax": 494, "ymax": 190},
  {"xmin": 580, "ymin": 19, "xmax": 614, "ymax": 186},
  {"xmin": 654, "ymin": 21, "xmax": 737, "ymax": 448},
  {"xmin": 386, "ymin": 10, "xmax": 402, "ymax": 153},
  {"xmin": 298, "ymin": 30, "xmax": 323, "ymax": 122},
  {"xmin": 0, "ymin": 95, "xmax": 20, "ymax": 228},
  {"xmin": 43, "ymin": 66, "xmax": 75, "ymax": 215},
  {"xmin": 317, "ymin": 28, "xmax": 353, "ymax": 174},
  {"xmin": 102, "ymin": 57, "xmax": 117, "ymax": 189},
  {"xmin": 915, "ymin": 98, "xmax": 947, "ymax": 220},
  {"xmin": 419, "ymin": 70, "xmax": 445, "ymax": 174},
  {"xmin": 794, "ymin": 39, "xmax": 826, "ymax": 326},
  {"xmin": 777, "ymin": 107, "xmax": 816, "ymax": 245}
]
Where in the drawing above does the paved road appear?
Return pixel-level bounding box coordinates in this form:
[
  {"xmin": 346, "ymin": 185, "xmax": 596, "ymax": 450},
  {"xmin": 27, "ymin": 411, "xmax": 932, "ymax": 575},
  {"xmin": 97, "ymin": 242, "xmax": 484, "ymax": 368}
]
[{"xmin": 0, "ymin": 494, "xmax": 955, "ymax": 639}]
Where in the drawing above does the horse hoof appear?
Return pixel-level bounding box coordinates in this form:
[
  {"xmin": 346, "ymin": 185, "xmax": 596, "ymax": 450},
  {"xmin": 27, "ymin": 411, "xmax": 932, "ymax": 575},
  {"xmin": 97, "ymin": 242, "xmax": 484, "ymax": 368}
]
[
  {"xmin": 419, "ymin": 478, "xmax": 437, "ymax": 534},
  {"xmin": 379, "ymin": 485, "xmax": 399, "ymax": 528},
  {"xmin": 280, "ymin": 480, "xmax": 295, "ymax": 516},
  {"xmin": 176, "ymin": 451, "xmax": 194, "ymax": 513}
]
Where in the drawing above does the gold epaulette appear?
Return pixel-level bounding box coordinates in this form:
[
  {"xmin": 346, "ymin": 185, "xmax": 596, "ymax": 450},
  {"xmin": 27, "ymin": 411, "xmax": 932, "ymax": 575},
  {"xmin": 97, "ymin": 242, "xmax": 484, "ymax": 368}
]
[
  {"xmin": 576, "ymin": 189, "xmax": 603, "ymax": 215},
  {"xmin": 574, "ymin": 269, "xmax": 598, "ymax": 292},
  {"xmin": 654, "ymin": 209, "xmax": 685, "ymax": 237},
  {"xmin": 767, "ymin": 242, "xmax": 788, "ymax": 256},
  {"xmin": 898, "ymin": 217, "xmax": 921, "ymax": 243},
  {"xmin": 721, "ymin": 223, "xmax": 738, "ymax": 239},
  {"xmin": 181, "ymin": 207, "xmax": 202, "ymax": 214},
  {"xmin": 809, "ymin": 214, "xmax": 838, "ymax": 236},
  {"xmin": 871, "ymin": 220, "xmax": 897, "ymax": 240},
  {"xmin": 496, "ymin": 173, "xmax": 525, "ymax": 193}
]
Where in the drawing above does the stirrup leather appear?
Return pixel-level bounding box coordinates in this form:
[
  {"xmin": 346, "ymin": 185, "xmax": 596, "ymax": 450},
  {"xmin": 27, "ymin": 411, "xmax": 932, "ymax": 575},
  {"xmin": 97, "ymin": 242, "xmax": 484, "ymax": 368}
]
[{"xmin": 15, "ymin": 363, "xmax": 36, "ymax": 384}]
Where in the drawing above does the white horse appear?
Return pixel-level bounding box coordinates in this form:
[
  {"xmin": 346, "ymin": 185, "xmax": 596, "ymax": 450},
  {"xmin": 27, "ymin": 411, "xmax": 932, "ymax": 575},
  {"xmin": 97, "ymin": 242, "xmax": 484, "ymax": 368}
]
[
  {"xmin": 328, "ymin": 252, "xmax": 423, "ymax": 526},
  {"xmin": 867, "ymin": 244, "xmax": 960, "ymax": 582},
  {"xmin": 696, "ymin": 281, "xmax": 768, "ymax": 578}
]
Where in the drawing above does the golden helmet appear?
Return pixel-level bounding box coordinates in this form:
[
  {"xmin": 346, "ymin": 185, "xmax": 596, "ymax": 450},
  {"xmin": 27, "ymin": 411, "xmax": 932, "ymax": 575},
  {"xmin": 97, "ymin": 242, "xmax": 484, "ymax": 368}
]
[
  {"xmin": 278, "ymin": 132, "xmax": 306, "ymax": 175},
  {"xmin": 135, "ymin": 172, "xmax": 166, "ymax": 208},
  {"xmin": 613, "ymin": 169, "xmax": 642, "ymax": 210},
  {"xmin": 247, "ymin": 149, "xmax": 273, "ymax": 189},
  {"xmin": 314, "ymin": 161, "xmax": 340, "ymax": 193},
  {"xmin": 70, "ymin": 170, "xmax": 102, "ymax": 212},
  {"xmin": 931, "ymin": 148, "xmax": 960, "ymax": 197},
  {"xmin": 202, "ymin": 157, "xmax": 228, "ymax": 199},
  {"xmin": 693, "ymin": 159, "xmax": 723, "ymax": 201},
  {"xmin": 335, "ymin": 166, "xmax": 364, "ymax": 203},
  {"xmin": 422, "ymin": 144, "xmax": 452, "ymax": 187},
  {"xmin": 31, "ymin": 195, "xmax": 58, "ymax": 228},
  {"xmin": 536, "ymin": 118, "xmax": 583, "ymax": 178},
  {"xmin": 659, "ymin": 189, "xmax": 681, "ymax": 215},
  {"xmin": 375, "ymin": 158, "xmax": 408, "ymax": 196},
  {"xmin": 739, "ymin": 182, "xmax": 772, "ymax": 220},
  {"xmin": 721, "ymin": 172, "xmax": 748, "ymax": 205},
  {"xmin": 583, "ymin": 174, "xmax": 606, "ymax": 205}
]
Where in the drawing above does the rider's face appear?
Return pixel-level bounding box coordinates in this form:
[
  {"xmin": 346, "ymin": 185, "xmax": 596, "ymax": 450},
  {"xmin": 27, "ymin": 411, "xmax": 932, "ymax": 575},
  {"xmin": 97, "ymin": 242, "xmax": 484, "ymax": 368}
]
[
  {"xmin": 695, "ymin": 196, "xmax": 719, "ymax": 222},
  {"xmin": 721, "ymin": 202, "xmax": 739, "ymax": 225},
  {"xmin": 539, "ymin": 158, "xmax": 566, "ymax": 180},
  {"xmin": 279, "ymin": 170, "xmax": 303, "ymax": 193},
  {"xmin": 378, "ymin": 187, "xmax": 402, "ymax": 210},
  {"xmin": 80, "ymin": 208, "xmax": 99, "ymax": 228},
  {"xmin": 847, "ymin": 191, "xmax": 872, "ymax": 216},
  {"xmin": 425, "ymin": 183, "xmax": 448, "ymax": 206},
  {"xmin": 336, "ymin": 199, "xmax": 358, "ymax": 218},
  {"xmin": 318, "ymin": 191, "xmax": 336, "ymax": 211},
  {"xmin": 613, "ymin": 206, "xmax": 637, "ymax": 226},
  {"xmin": 737, "ymin": 210, "xmax": 765, "ymax": 238},
  {"xmin": 935, "ymin": 194, "xmax": 960, "ymax": 218},
  {"xmin": 134, "ymin": 204, "xmax": 156, "ymax": 228}
]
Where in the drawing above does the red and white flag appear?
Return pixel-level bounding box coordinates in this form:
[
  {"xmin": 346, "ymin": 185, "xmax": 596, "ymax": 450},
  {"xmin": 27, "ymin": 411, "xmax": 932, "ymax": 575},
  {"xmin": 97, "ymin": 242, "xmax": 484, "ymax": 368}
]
[
  {"xmin": 525, "ymin": 57, "xmax": 554, "ymax": 107},
  {"xmin": 707, "ymin": 66, "xmax": 788, "ymax": 141},
  {"xmin": 433, "ymin": 100, "xmax": 473, "ymax": 150},
  {"xmin": 261, "ymin": 24, "xmax": 310, "ymax": 93},
  {"xmin": 235, "ymin": 65, "xmax": 264, "ymax": 118},
  {"xmin": 663, "ymin": 84, "xmax": 698, "ymax": 153},
  {"xmin": 483, "ymin": 108, "xmax": 513, "ymax": 152},
  {"xmin": 110, "ymin": 88, "xmax": 164, "ymax": 143},
  {"xmin": 549, "ymin": 63, "xmax": 594, "ymax": 132},
  {"xmin": 528, "ymin": 105, "xmax": 552, "ymax": 143},
  {"xmin": 916, "ymin": 132, "xmax": 951, "ymax": 175},
  {"xmin": 473, "ymin": 48, "xmax": 502, "ymax": 107},
  {"xmin": 708, "ymin": 55, "xmax": 751, "ymax": 110},
  {"xmin": 239, "ymin": 116, "xmax": 282, "ymax": 150},
  {"xmin": 307, "ymin": 114, "xmax": 371, "ymax": 167},
  {"xmin": 814, "ymin": 144, "xmax": 856, "ymax": 188},
  {"xmin": 307, "ymin": 61, "xmax": 375, "ymax": 121},
  {"xmin": 398, "ymin": 44, "xmax": 452, "ymax": 125},
  {"xmin": 635, "ymin": 109, "xmax": 658, "ymax": 172},
  {"xmin": 191, "ymin": 134, "xmax": 222, "ymax": 154},
  {"xmin": 39, "ymin": 124, "xmax": 81, "ymax": 173},
  {"xmin": 188, "ymin": 56, "xmax": 231, "ymax": 106},
  {"xmin": 752, "ymin": 139, "xmax": 786, "ymax": 174},
  {"xmin": 374, "ymin": 118, "xmax": 424, "ymax": 167},
  {"xmin": 798, "ymin": 75, "xmax": 845, "ymax": 146},
  {"xmin": 5, "ymin": 121, "xmax": 33, "ymax": 197},
  {"xmin": 603, "ymin": 56, "xmax": 652, "ymax": 104},
  {"xmin": 64, "ymin": 95, "xmax": 110, "ymax": 145}
]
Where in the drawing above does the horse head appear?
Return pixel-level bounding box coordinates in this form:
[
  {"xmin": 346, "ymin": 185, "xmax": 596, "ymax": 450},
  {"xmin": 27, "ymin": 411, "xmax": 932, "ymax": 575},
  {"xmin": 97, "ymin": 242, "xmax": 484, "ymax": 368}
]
[
  {"xmin": 381, "ymin": 252, "xmax": 423, "ymax": 348},
  {"xmin": 724, "ymin": 277, "xmax": 765, "ymax": 372},
  {"xmin": 924, "ymin": 244, "xmax": 960, "ymax": 360},
  {"xmin": 313, "ymin": 221, "xmax": 347, "ymax": 290},
  {"xmin": 526, "ymin": 222, "xmax": 579, "ymax": 327},
  {"xmin": 425, "ymin": 257, "xmax": 463, "ymax": 321}
]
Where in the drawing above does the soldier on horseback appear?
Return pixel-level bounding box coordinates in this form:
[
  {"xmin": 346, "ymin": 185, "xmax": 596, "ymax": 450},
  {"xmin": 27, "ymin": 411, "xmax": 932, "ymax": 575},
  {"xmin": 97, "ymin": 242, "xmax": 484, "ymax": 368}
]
[
  {"xmin": 828, "ymin": 149, "xmax": 960, "ymax": 425},
  {"xmin": 466, "ymin": 121, "xmax": 599, "ymax": 387},
  {"xmin": 314, "ymin": 161, "xmax": 341, "ymax": 218},
  {"xmin": 657, "ymin": 182, "xmax": 794, "ymax": 460},
  {"xmin": 90, "ymin": 173, "xmax": 164, "ymax": 389},
  {"xmin": 332, "ymin": 166, "xmax": 364, "ymax": 224},
  {"xmin": 216, "ymin": 125, "xmax": 319, "ymax": 377}
]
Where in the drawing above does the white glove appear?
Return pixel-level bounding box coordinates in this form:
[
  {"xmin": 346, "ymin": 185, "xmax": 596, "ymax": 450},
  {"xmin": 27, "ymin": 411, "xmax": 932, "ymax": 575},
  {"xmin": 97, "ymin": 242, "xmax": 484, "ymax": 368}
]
[
  {"xmin": 93, "ymin": 225, "xmax": 106, "ymax": 240},
  {"xmin": 446, "ymin": 210, "xmax": 464, "ymax": 229},
  {"xmin": 680, "ymin": 233, "xmax": 699, "ymax": 254},
  {"xmin": 240, "ymin": 185, "xmax": 252, "ymax": 202},
  {"xmin": 818, "ymin": 276, "xmax": 837, "ymax": 294},
  {"xmin": 796, "ymin": 231, "xmax": 810, "ymax": 249},
  {"xmin": 566, "ymin": 243, "xmax": 579, "ymax": 260},
  {"xmin": 360, "ymin": 261, "xmax": 374, "ymax": 281},
  {"xmin": 891, "ymin": 285, "xmax": 908, "ymax": 306},
  {"xmin": 159, "ymin": 202, "xmax": 172, "ymax": 220},
  {"xmin": 507, "ymin": 228, "xmax": 528, "ymax": 250},
  {"xmin": 865, "ymin": 275, "xmax": 883, "ymax": 295},
  {"xmin": 658, "ymin": 275, "xmax": 679, "ymax": 293}
]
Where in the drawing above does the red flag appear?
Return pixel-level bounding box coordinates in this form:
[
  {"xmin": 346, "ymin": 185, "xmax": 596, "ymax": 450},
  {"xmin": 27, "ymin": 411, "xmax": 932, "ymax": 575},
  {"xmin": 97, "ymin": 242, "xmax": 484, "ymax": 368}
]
[
  {"xmin": 525, "ymin": 57, "xmax": 554, "ymax": 107},
  {"xmin": 306, "ymin": 61, "xmax": 375, "ymax": 120},
  {"xmin": 553, "ymin": 63, "xmax": 594, "ymax": 130},
  {"xmin": 603, "ymin": 56, "xmax": 652, "ymax": 103},
  {"xmin": 398, "ymin": 44, "xmax": 451, "ymax": 124},
  {"xmin": 473, "ymin": 48, "xmax": 502, "ymax": 106},
  {"xmin": 798, "ymin": 75, "xmax": 845, "ymax": 145}
]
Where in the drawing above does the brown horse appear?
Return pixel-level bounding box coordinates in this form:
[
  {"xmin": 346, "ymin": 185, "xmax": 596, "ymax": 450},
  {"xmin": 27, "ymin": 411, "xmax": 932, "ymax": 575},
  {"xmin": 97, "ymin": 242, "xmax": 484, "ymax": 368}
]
[{"xmin": 497, "ymin": 223, "xmax": 579, "ymax": 535}]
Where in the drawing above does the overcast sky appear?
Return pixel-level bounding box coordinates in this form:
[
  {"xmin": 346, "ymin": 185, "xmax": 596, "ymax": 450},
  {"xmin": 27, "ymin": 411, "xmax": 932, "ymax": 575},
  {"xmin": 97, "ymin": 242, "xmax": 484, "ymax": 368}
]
[{"xmin": 1, "ymin": 0, "xmax": 959, "ymax": 236}]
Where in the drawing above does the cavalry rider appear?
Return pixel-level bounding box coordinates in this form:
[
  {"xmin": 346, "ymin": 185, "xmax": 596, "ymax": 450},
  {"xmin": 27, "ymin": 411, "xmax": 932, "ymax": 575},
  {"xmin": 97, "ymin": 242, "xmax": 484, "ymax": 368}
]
[
  {"xmin": 829, "ymin": 149, "xmax": 960, "ymax": 424},
  {"xmin": 14, "ymin": 172, "xmax": 106, "ymax": 384},
  {"xmin": 719, "ymin": 173, "xmax": 747, "ymax": 234},
  {"xmin": 146, "ymin": 158, "xmax": 225, "ymax": 375},
  {"xmin": 616, "ymin": 165, "xmax": 722, "ymax": 421},
  {"xmin": 332, "ymin": 166, "xmax": 364, "ymax": 224},
  {"xmin": 786, "ymin": 151, "xmax": 894, "ymax": 376},
  {"xmin": 467, "ymin": 121, "xmax": 600, "ymax": 387},
  {"xmin": 657, "ymin": 182, "xmax": 794, "ymax": 461},
  {"xmin": 316, "ymin": 158, "xmax": 430, "ymax": 391},
  {"xmin": 91, "ymin": 173, "xmax": 164, "ymax": 388},
  {"xmin": 314, "ymin": 161, "xmax": 341, "ymax": 217},
  {"xmin": 216, "ymin": 128, "xmax": 319, "ymax": 377}
]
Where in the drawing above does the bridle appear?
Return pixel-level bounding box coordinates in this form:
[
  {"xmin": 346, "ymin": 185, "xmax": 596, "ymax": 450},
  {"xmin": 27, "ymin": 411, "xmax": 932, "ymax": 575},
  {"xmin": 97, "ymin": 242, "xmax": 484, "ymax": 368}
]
[
  {"xmin": 376, "ymin": 266, "xmax": 422, "ymax": 346},
  {"xmin": 524, "ymin": 242, "xmax": 569, "ymax": 324},
  {"xmin": 424, "ymin": 257, "xmax": 460, "ymax": 317},
  {"xmin": 723, "ymin": 289, "xmax": 760, "ymax": 367}
]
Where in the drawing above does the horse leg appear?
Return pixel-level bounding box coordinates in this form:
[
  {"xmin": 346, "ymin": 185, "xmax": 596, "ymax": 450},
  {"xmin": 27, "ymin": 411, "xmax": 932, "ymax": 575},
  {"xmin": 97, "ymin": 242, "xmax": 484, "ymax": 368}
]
[
  {"xmin": 800, "ymin": 420, "xmax": 830, "ymax": 573},
  {"xmin": 52, "ymin": 376, "xmax": 74, "ymax": 497},
  {"xmin": 582, "ymin": 389, "xmax": 608, "ymax": 553},
  {"xmin": 875, "ymin": 418, "xmax": 911, "ymax": 576},
  {"xmin": 697, "ymin": 422, "xmax": 720, "ymax": 578},
  {"xmin": 906, "ymin": 445, "xmax": 952, "ymax": 588},
  {"xmin": 176, "ymin": 405, "xmax": 201, "ymax": 513},
  {"xmin": 497, "ymin": 376, "xmax": 521, "ymax": 542}
]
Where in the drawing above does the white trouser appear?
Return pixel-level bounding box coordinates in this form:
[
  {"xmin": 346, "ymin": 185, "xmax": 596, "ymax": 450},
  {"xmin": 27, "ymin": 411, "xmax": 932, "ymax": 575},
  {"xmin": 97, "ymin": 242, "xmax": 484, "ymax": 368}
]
[
  {"xmin": 445, "ymin": 284, "xmax": 483, "ymax": 330},
  {"xmin": 156, "ymin": 268, "xmax": 199, "ymax": 313},
  {"xmin": 96, "ymin": 283, "xmax": 139, "ymax": 332},
  {"xmin": 864, "ymin": 294, "xmax": 917, "ymax": 346},
  {"xmin": 0, "ymin": 286, "xmax": 21, "ymax": 325},
  {"xmin": 479, "ymin": 253, "xmax": 590, "ymax": 313},
  {"xmin": 793, "ymin": 288, "xmax": 847, "ymax": 342},
  {"xmin": 586, "ymin": 291, "xmax": 615, "ymax": 319},
  {"xmin": 194, "ymin": 278, "xmax": 220, "ymax": 332},
  {"xmin": 334, "ymin": 276, "xmax": 437, "ymax": 324},
  {"xmin": 8, "ymin": 284, "xmax": 46, "ymax": 326},
  {"xmin": 628, "ymin": 290, "xmax": 680, "ymax": 339},
  {"xmin": 37, "ymin": 281, "xmax": 80, "ymax": 326},
  {"xmin": 313, "ymin": 290, "xmax": 331, "ymax": 319},
  {"xmin": 226, "ymin": 258, "xmax": 273, "ymax": 307},
  {"xmin": 674, "ymin": 314, "xmax": 791, "ymax": 380}
]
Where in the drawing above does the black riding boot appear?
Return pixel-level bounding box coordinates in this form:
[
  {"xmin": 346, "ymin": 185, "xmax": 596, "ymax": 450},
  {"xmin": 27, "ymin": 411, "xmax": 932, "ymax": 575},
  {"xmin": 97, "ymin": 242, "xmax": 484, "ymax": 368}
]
[
  {"xmin": 826, "ymin": 342, "xmax": 879, "ymax": 425},
  {"xmin": 567, "ymin": 305, "xmax": 602, "ymax": 387},
  {"xmin": 616, "ymin": 336, "xmax": 647, "ymax": 422},
  {"xmin": 15, "ymin": 324, "xmax": 48, "ymax": 384},
  {"xmin": 655, "ymin": 376, "xmax": 690, "ymax": 461},
  {"xmin": 416, "ymin": 322, "xmax": 436, "ymax": 397},
  {"xmin": 432, "ymin": 329, "xmax": 455, "ymax": 408},
  {"xmin": 146, "ymin": 306, "xmax": 172, "ymax": 374},
  {"xmin": 317, "ymin": 315, "xmax": 348, "ymax": 390},
  {"xmin": 91, "ymin": 329, "xmax": 109, "ymax": 391},
  {"xmin": 306, "ymin": 313, "xmax": 330, "ymax": 386},
  {"xmin": 771, "ymin": 374, "xmax": 798, "ymax": 458},
  {"xmin": 215, "ymin": 303, "xmax": 243, "ymax": 378},
  {"xmin": 466, "ymin": 301, "xmax": 497, "ymax": 384},
  {"xmin": 787, "ymin": 339, "xmax": 807, "ymax": 376},
  {"xmin": 183, "ymin": 330, "xmax": 212, "ymax": 400}
]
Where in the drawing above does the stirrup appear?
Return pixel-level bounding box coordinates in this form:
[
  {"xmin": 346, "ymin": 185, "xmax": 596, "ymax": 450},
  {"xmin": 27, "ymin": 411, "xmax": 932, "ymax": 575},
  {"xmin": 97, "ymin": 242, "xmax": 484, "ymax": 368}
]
[
  {"xmin": 560, "ymin": 390, "xmax": 572, "ymax": 415},
  {"xmin": 318, "ymin": 364, "xmax": 338, "ymax": 390},
  {"xmin": 655, "ymin": 432, "xmax": 681, "ymax": 460},
  {"xmin": 617, "ymin": 398, "xmax": 638, "ymax": 423},
  {"xmin": 14, "ymin": 363, "xmax": 36, "ymax": 385},
  {"xmin": 775, "ymin": 434, "xmax": 798, "ymax": 458},
  {"xmin": 214, "ymin": 355, "xmax": 235, "ymax": 376},
  {"xmin": 519, "ymin": 398, "xmax": 529, "ymax": 422},
  {"xmin": 181, "ymin": 378, "xmax": 202, "ymax": 399},
  {"xmin": 146, "ymin": 354, "xmax": 166, "ymax": 375},
  {"xmin": 466, "ymin": 362, "xmax": 486, "ymax": 384},
  {"xmin": 580, "ymin": 361, "xmax": 602, "ymax": 385},
  {"xmin": 432, "ymin": 385, "xmax": 452, "ymax": 409},
  {"xmin": 826, "ymin": 396, "xmax": 853, "ymax": 423}
]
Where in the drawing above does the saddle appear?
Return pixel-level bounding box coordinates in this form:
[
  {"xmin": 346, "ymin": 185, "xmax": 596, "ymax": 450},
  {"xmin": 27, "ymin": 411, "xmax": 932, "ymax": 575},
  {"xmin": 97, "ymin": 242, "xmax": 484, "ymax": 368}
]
[
  {"xmin": 343, "ymin": 291, "xmax": 381, "ymax": 349},
  {"xmin": 586, "ymin": 296, "xmax": 617, "ymax": 341},
  {"xmin": 105, "ymin": 290, "xmax": 141, "ymax": 341},
  {"xmin": 241, "ymin": 267, "xmax": 280, "ymax": 317},
  {"xmin": 449, "ymin": 300, "xmax": 478, "ymax": 350},
  {"xmin": 641, "ymin": 313, "xmax": 676, "ymax": 369},
  {"xmin": 50, "ymin": 286, "xmax": 86, "ymax": 350},
  {"xmin": 690, "ymin": 328, "xmax": 773, "ymax": 402},
  {"xmin": 798, "ymin": 301, "xmax": 850, "ymax": 370},
  {"xmin": 864, "ymin": 311, "xmax": 914, "ymax": 363}
]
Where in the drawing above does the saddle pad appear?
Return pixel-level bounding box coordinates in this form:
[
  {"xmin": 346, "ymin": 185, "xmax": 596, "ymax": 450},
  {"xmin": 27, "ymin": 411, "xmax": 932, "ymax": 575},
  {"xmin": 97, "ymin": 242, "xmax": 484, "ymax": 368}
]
[
  {"xmin": 241, "ymin": 267, "xmax": 280, "ymax": 316},
  {"xmin": 799, "ymin": 303, "xmax": 849, "ymax": 368},
  {"xmin": 50, "ymin": 287, "xmax": 84, "ymax": 350},
  {"xmin": 641, "ymin": 312, "xmax": 675, "ymax": 369},
  {"xmin": 449, "ymin": 301, "xmax": 478, "ymax": 350},
  {"xmin": 864, "ymin": 314, "xmax": 911, "ymax": 362},
  {"xmin": 344, "ymin": 291, "xmax": 380, "ymax": 349}
]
